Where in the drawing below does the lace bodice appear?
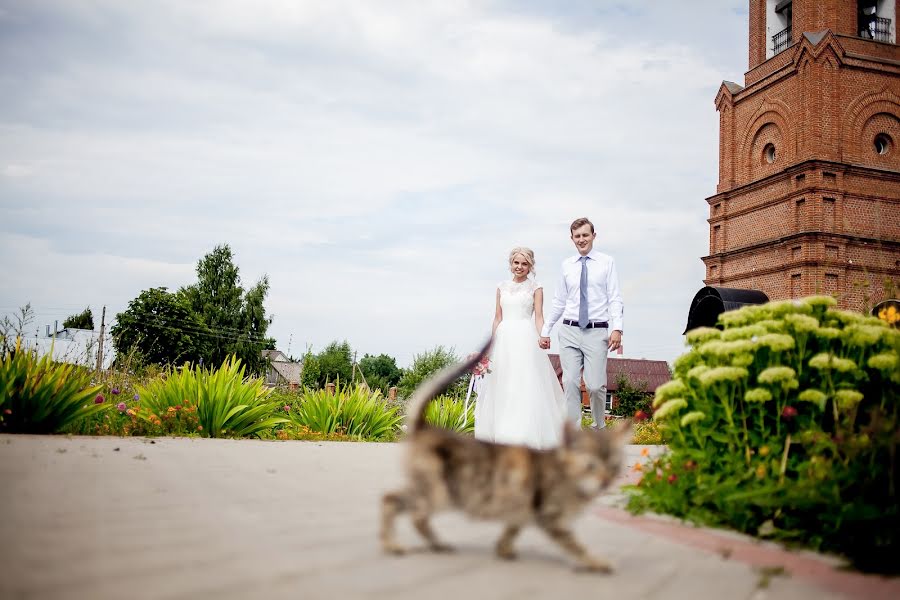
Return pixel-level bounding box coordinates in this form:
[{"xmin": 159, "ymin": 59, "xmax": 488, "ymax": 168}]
[{"xmin": 498, "ymin": 278, "xmax": 542, "ymax": 321}]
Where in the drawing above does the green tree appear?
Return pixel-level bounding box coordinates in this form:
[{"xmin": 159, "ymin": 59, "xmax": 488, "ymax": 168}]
[
  {"xmin": 359, "ymin": 353, "xmax": 403, "ymax": 394},
  {"xmin": 301, "ymin": 341, "xmax": 353, "ymax": 389},
  {"xmin": 179, "ymin": 244, "xmax": 272, "ymax": 373},
  {"xmin": 397, "ymin": 346, "xmax": 468, "ymax": 400},
  {"xmin": 111, "ymin": 287, "xmax": 210, "ymax": 365},
  {"xmin": 299, "ymin": 349, "xmax": 321, "ymax": 389},
  {"xmin": 62, "ymin": 307, "xmax": 94, "ymax": 330}
]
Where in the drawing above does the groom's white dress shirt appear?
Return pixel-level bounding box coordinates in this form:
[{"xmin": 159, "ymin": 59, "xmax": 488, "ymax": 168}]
[{"xmin": 540, "ymin": 249, "xmax": 623, "ymax": 337}]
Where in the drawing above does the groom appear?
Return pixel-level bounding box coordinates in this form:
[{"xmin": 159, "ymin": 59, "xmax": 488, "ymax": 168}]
[{"xmin": 539, "ymin": 217, "xmax": 623, "ymax": 428}]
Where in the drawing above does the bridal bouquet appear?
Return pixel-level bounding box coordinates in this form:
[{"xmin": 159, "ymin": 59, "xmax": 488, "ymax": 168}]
[{"xmin": 470, "ymin": 355, "xmax": 491, "ymax": 377}]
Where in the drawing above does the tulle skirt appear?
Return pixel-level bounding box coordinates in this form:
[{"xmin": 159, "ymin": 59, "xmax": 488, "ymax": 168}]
[{"xmin": 474, "ymin": 318, "xmax": 568, "ymax": 449}]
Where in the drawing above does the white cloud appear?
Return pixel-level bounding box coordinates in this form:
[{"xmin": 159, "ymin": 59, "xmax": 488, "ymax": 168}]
[
  {"xmin": 2, "ymin": 163, "xmax": 33, "ymax": 177},
  {"xmin": 0, "ymin": 0, "xmax": 747, "ymax": 366}
]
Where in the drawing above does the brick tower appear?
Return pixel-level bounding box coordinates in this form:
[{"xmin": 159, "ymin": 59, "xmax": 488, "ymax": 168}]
[{"xmin": 704, "ymin": 0, "xmax": 900, "ymax": 311}]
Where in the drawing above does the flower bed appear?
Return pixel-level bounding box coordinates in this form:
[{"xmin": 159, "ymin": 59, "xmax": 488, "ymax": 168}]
[{"xmin": 628, "ymin": 296, "xmax": 899, "ymax": 572}]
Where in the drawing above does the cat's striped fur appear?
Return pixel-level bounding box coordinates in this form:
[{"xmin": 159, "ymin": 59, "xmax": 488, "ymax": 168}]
[{"xmin": 380, "ymin": 338, "xmax": 630, "ymax": 572}]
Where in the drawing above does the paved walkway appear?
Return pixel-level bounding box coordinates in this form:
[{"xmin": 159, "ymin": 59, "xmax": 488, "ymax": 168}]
[{"xmin": 1, "ymin": 435, "xmax": 897, "ymax": 600}]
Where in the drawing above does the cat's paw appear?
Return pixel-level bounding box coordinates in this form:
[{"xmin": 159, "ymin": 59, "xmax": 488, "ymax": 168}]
[
  {"xmin": 495, "ymin": 546, "xmax": 518, "ymax": 561},
  {"xmin": 430, "ymin": 543, "xmax": 456, "ymax": 553},
  {"xmin": 383, "ymin": 542, "xmax": 408, "ymax": 556},
  {"xmin": 574, "ymin": 556, "xmax": 614, "ymax": 574}
]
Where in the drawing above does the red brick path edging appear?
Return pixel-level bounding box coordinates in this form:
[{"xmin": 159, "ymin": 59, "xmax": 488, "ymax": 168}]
[{"xmin": 593, "ymin": 505, "xmax": 900, "ymax": 600}]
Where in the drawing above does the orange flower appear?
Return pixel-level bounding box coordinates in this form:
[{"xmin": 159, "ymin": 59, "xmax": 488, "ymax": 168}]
[
  {"xmin": 197, "ymin": 425, "xmax": 203, "ymax": 431},
  {"xmin": 878, "ymin": 305, "xmax": 899, "ymax": 325},
  {"xmin": 631, "ymin": 462, "xmax": 643, "ymax": 472},
  {"xmin": 640, "ymin": 447, "xmax": 650, "ymax": 457}
]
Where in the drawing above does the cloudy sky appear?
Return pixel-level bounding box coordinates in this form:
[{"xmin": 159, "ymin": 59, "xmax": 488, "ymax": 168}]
[{"xmin": 0, "ymin": 0, "xmax": 748, "ymax": 368}]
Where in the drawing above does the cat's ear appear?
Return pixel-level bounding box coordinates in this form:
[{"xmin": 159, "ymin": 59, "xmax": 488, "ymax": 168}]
[{"xmin": 562, "ymin": 421, "xmax": 580, "ymax": 448}]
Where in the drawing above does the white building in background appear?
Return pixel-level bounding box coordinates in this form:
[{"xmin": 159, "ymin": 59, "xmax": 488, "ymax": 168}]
[
  {"xmin": 18, "ymin": 327, "xmax": 115, "ymax": 370},
  {"xmin": 261, "ymin": 349, "xmax": 302, "ymax": 387}
]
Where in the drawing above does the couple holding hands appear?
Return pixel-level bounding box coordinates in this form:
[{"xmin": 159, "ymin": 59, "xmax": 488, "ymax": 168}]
[{"xmin": 473, "ymin": 217, "xmax": 624, "ymax": 449}]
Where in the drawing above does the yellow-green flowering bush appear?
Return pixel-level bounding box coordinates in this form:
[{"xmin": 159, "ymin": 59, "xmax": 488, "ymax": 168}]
[{"xmin": 628, "ymin": 296, "xmax": 900, "ymax": 572}]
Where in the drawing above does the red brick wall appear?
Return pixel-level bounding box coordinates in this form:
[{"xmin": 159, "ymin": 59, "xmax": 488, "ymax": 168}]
[
  {"xmin": 704, "ymin": 234, "xmax": 900, "ymax": 309},
  {"xmin": 793, "ymin": 0, "xmax": 858, "ymax": 38},
  {"xmin": 749, "ymin": 1, "xmax": 900, "ymax": 71},
  {"xmin": 708, "ymin": 3, "xmax": 900, "ymax": 313},
  {"xmin": 723, "ymin": 66, "xmax": 900, "ymax": 190},
  {"xmin": 749, "ymin": 0, "xmax": 766, "ymax": 71}
]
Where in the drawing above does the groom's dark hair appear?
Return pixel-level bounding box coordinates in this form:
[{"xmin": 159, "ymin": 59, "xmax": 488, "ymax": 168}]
[{"xmin": 570, "ymin": 217, "xmax": 594, "ymax": 234}]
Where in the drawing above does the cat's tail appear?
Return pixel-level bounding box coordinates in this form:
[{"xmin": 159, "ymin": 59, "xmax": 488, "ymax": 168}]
[{"xmin": 406, "ymin": 337, "xmax": 492, "ymax": 435}]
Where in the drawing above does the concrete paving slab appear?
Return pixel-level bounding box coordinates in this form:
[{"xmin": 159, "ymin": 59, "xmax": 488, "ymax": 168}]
[{"xmin": 0, "ymin": 435, "xmax": 893, "ymax": 599}]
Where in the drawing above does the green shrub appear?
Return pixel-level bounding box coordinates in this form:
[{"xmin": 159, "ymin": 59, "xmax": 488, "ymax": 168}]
[
  {"xmin": 397, "ymin": 346, "xmax": 468, "ymax": 400},
  {"xmin": 423, "ymin": 396, "xmax": 475, "ymax": 434},
  {"xmin": 609, "ymin": 373, "xmax": 652, "ymax": 417},
  {"xmin": 0, "ymin": 339, "xmax": 107, "ymax": 433},
  {"xmin": 62, "ymin": 307, "xmax": 94, "ymax": 331},
  {"xmin": 284, "ymin": 384, "xmax": 403, "ymax": 441},
  {"xmin": 136, "ymin": 357, "xmax": 287, "ymax": 438},
  {"xmin": 628, "ymin": 296, "xmax": 900, "ymax": 572},
  {"xmin": 358, "ymin": 353, "xmax": 403, "ymax": 395}
]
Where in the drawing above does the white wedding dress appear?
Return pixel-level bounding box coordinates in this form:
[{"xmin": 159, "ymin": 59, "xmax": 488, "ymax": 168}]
[{"xmin": 474, "ymin": 278, "xmax": 568, "ymax": 449}]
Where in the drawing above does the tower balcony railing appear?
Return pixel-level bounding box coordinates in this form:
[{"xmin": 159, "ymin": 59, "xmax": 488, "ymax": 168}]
[
  {"xmin": 867, "ymin": 16, "xmax": 892, "ymax": 42},
  {"xmin": 773, "ymin": 26, "xmax": 792, "ymax": 55}
]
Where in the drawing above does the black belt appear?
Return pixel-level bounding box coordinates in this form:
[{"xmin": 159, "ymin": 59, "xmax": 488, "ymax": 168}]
[{"xmin": 563, "ymin": 319, "xmax": 608, "ymax": 329}]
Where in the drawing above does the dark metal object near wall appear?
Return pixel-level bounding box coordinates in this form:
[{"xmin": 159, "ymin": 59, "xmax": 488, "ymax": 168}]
[
  {"xmin": 683, "ymin": 287, "xmax": 770, "ymax": 334},
  {"xmin": 872, "ymin": 299, "xmax": 899, "ymax": 323}
]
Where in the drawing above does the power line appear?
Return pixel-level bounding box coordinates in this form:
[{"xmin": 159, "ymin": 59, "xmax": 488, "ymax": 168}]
[
  {"xmin": 3, "ymin": 311, "xmax": 270, "ymax": 344},
  {"xmin": 1, "ymin": 306, "xmax": 272, "ymax": 338},
  {"xmin": 111, "ymin": 318, "xmax": 270, "ymax": 344},
  {"xmin": 135, "ymin": 317, "xmax": 269, "ymax": 340},
  {"xmin": 122, "ymin": 313, "xmax": 270, "ymax": 341}
]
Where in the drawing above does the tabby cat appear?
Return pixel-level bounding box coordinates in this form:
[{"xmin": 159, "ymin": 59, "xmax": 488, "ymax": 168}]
[{"xmin": 380, "ymin": 340, "xmax": 631, "ymax": 572}]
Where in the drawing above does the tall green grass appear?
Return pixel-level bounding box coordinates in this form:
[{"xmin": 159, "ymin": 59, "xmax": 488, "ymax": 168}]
[
  {"xmin": 137, "ymin": 357, "xmax": 287, "ymax": 438},
  {"xmin": 284, "ymin": 384, "xmax": 403, "ymax": 441},
  {"xmin": 0, "ymin": 338, "xmax": 107, "ymax": 433},
  {"xmin": 424, "ymin": 396, "xmax": 475, "ymax": 434}
]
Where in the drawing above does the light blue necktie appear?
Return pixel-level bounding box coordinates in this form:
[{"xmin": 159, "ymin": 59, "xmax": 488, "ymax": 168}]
[{"xmin": 578, "ymin": 256, "xmax": 589, "ymax": 328}]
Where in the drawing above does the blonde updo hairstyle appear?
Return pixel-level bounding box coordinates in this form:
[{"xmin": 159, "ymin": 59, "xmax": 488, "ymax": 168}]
[{"xmin": 508, "ymin": 247, "xmax": 536, "ymax": 278}]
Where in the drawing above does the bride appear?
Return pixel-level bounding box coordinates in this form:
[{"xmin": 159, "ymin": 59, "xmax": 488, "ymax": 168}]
[{"xmin": 474, "ymin": 247, "xmax": 568, "ymax": 449}]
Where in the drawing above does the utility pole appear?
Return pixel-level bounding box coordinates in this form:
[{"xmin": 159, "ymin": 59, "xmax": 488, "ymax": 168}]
[
  {"xmin": 95, "ymin": 306, "xmax": 106, "ymax": 373},
  {"xmin": 351, "ymin": 350, "xmax": 368, "ymax": 389}
]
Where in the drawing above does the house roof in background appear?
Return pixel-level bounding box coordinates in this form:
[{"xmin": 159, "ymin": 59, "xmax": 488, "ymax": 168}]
[
  {"xmin": 270, "ymin": 361, "xmax": 301, "ymax": 384},
  {"xmin": 262, "ymin": 349, "xmax": 301, "ymax": 384},
  {"xmin": 547, "ymin": 355, "xmax": 670, "ymax": 392},
  {"xmin": 605, "ymin": 358, "xmax": 671, "ymax": 392},
  {"xmin": 262, "ymin": 349, "xmax": 288, "ymax": 362}
]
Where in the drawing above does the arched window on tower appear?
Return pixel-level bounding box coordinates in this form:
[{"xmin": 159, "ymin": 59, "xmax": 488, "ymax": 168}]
[
  {"xmin": 858, "ymin": 0, "xmax": 896, "ymax": 44},
  {"xmin": 767, "ymin": 0, "xmax": 793, "ymax": 58}
]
